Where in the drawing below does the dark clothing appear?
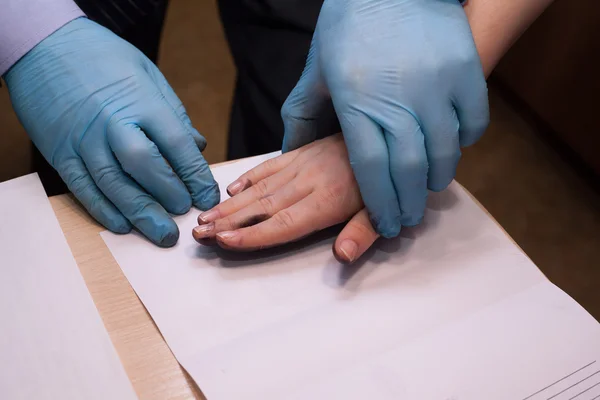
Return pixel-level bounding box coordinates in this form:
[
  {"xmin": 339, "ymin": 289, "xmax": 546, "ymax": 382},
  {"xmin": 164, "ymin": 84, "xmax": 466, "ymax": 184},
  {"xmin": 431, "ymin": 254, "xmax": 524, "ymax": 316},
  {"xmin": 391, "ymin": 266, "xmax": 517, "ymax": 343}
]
[
  {"xmin": 218, "ymin": 0, "xmax": 333, "ymax": 159},
  {"xmin": 33, "ymin": 0, "xmax": 338, "ymax": 195}
]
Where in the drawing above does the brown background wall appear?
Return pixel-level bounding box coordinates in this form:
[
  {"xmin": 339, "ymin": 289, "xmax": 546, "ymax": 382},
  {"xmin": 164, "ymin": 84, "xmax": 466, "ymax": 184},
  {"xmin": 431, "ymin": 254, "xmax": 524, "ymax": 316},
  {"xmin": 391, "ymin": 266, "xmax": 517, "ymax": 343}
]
[{"xmin": 493, "ymin": 0, "xmax": 600, "ymax": 175}]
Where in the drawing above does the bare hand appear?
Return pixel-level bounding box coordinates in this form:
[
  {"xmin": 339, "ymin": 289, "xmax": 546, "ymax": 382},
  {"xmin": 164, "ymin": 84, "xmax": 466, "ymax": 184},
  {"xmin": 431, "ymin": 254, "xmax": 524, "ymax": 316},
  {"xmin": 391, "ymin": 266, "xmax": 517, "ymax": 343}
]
[{"xmin": 192, "ymin": 134, "xmax": 379, "ymax": 263}]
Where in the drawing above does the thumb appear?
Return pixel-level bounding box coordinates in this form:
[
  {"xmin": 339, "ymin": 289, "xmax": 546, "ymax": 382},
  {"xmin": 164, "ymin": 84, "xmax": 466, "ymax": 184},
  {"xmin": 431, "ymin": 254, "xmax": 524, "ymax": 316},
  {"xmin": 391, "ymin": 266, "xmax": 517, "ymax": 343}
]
[
  {"xmin": 333, "ymin": 209, "xmax": 380, "ymax": 264},
  {"xmin": 281, "ymin": 40, "xmax": 329, "ymax": 152}
]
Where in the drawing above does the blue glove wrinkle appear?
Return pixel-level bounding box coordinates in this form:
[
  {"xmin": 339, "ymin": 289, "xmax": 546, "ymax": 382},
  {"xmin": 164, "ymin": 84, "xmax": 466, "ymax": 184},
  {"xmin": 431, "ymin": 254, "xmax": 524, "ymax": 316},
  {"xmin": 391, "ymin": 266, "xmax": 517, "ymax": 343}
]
[
  {"xmin": 5, "ymin": 18, "xmax": 214, "ymax": 247},
  {"xmin": 139, "ymin": 109, "xmax": 220, "ymax": 211},
  {"xmin": 58, "ymin": 156, "xmax": 132, "ymax": 234},
  {"xmin": 420, "ymin": 104, "xmax": 461, "ymax": 192},
  {"xmin": 107, "ymin": 120, "xmax": 192, "ymax": 215}
]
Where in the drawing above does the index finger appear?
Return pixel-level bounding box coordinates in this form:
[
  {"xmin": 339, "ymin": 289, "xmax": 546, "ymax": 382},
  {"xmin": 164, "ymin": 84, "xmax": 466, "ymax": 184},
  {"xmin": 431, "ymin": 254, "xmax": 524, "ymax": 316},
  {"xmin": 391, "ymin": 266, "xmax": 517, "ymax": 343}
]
[
  {"xmin": 213, "ymin": 193, "xmax": 343, "ymax": 251},
  {"xmin": 141, "ymin": 101, "xmax": 220, "ymax": 211},
  {"xmin": 337, "ymin": 109, "xmax": 402, "ymax": 238},
  {"xmin": 80, "ymin": 142, "xmax": 179, "ymax": 247}
]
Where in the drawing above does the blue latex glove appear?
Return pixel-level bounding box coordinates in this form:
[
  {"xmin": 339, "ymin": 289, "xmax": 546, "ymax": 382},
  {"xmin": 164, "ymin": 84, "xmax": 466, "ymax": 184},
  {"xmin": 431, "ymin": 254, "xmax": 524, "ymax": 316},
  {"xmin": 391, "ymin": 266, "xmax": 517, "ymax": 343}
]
[
  {"xmin": 281, "ymin": 0, "xmax": 489, "ymax": 238},
  {"xmin": 4, "ymin": 18, "xmax": 219, "ymax": 247}
]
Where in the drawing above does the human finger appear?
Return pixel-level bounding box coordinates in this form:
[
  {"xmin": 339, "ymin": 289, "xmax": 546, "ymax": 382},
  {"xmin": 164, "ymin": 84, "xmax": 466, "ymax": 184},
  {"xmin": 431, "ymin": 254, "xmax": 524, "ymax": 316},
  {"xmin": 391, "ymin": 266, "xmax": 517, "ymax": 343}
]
[
  {"xmin": 57, "ymin": 156, "xmax": 131, "ymax": 234},
  {"xmin": 337, "ymin": 109, "xmax": 402, "ymax": 238},
  {"xmin": 192, "ymin": 180, "xmax": 312, "ymax": 242},
  {"xmin": 421, "ymin": 105, "xmax": 461, "ymax": 192},
  {"xmin": 81, "ymin": 141, "xmax": 179, "ymax": 247},
  {"xmin": 197, "ymin": 166, "xmax": 297, "ymax": 224},
  {"xmin": 333, "ymin": 208, "xmax": 379, "ymax": 264},
  {"xmin": 213, "ymin": 191, "xmax": 351, "ymax": 251},
  {"xmin": 384, "ymin": 110, "xmax": 429, "ymax": 227},
  {"xmin": 226, "ymin": 150, "xmax": 302, "ymax": 196},
  {"xmin": 107, "ymin": 122, "xmax": 192, "ymax": 215},
  {"xmin": 140, "ymin": 100, "xmax": 219, "ymax": 210}
]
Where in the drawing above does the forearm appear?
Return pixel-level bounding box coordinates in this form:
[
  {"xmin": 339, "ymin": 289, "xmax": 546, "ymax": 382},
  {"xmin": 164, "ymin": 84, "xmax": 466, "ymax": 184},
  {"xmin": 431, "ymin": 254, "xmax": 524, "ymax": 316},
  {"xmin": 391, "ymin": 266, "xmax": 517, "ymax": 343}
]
[
  {"xmin": 464, "ymin": 0, "xmax": 555, "ymax": 78},
  {"xmin": 0, "ymin": 0, "xmax": 84, "ymax": 76}
]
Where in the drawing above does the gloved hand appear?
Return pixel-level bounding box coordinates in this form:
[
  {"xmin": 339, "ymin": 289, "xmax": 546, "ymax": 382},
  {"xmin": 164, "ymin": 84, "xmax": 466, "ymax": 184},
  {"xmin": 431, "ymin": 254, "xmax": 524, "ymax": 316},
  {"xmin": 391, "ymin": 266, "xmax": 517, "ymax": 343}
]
[
  {"xmin": 281, "ymin": 0, "xmax": 489, "ymax": 238},
  {"xmin": 4, "ymin": 18, "xmax": 219, "ymax": 247}
]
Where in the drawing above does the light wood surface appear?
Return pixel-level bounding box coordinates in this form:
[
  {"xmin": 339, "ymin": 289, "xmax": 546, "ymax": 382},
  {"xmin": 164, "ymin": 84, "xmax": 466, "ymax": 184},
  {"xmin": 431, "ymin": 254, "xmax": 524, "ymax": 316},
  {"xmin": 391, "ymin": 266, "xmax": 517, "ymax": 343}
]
[
  {"xmin": 49, "ymin": 160, "xmax": 238, "ymax": 399},
  {"xmin": 48, "ymin": 161, "xmax": 520, "ymax": 400},
  {"xmin": 50, "ymin": 195, "xmax": 205, "ymax": 400}
]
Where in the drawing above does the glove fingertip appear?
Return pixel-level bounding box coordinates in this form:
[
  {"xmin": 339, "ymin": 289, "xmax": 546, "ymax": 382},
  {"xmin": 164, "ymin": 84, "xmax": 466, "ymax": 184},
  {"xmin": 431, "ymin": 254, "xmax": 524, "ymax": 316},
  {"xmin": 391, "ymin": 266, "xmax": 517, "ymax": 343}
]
[
  {"xmin": 157, "ymin": 227, "xmax": 180, "ymax": 248},
  {"xmin": 369, "ymin": 211, "xmax": 402, "ymax": 239},
  {"xmin": 428, "ymin": 179, "xmax": 452, "ymax": 193},
  {"xmin": 147, "ymin": 217, "xmax": 180, "ymax": 248},
  {"xmin": 166, "ymin": 193, "xmax": 192, "ymax": 216}
]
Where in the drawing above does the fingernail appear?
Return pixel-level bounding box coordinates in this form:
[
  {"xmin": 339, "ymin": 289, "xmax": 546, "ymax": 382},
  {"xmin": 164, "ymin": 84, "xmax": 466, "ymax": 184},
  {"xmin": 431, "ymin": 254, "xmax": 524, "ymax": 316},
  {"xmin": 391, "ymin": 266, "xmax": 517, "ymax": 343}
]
[
  {"xmin": 227, "ymin": 180, "xmax": 245, "ymax": 196},
  {"xmin": 216, "ymin": 231, "xmax": 238, "ymax": 241},
  {"xmin": 339, "ymin": 240, "xmax": 358, "ymax": 262},
  {"xmin": 198, "ymin": 209, "xmax": 219, "ymax": 224},
  {"xmin": 192, "ymin": 222, "xmax": 214, "ymax": 240}
]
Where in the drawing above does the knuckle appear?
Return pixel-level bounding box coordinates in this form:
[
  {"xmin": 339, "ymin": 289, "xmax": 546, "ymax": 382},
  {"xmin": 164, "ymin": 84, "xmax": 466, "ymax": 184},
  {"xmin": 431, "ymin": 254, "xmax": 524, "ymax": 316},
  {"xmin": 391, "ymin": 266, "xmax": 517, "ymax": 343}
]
[
  {"xmin": 67, "ymin": 172, "xmax": 89, "ymax": 195},
  {"xmin": 161, "ymin": 129, "xmax": 190, "ymax": 150},
  {"xmin": 456, "ymin": 48, "xmax": 479, "ymax": 70},
  {"xmin": 432, "ymin": 146, "xmax": 461, "ymax": 167},
  {"xmin": 273, "ymin": 209, "xmax": 294, "ymax": 230},
  {"xmin": 391, "ymin": 151, "xmax": 428, "ymax": 176},
  {"xmin": 280, "ymin": 99, "xmax": 294, "ymax": 121},
  {"xmin": 262, "ymin": 157, "xmax": 278, "ymax": 173},
  {"xmin": 463, "ymin": 115, "xmax": 490, "ymax": 138},
  {"xmin": 258, "ymin": 195, "xmax": 276, "ymax": 216},
  {"xmin": 252, "ymin": 179, "xmax": 270, "ymax": 198},
  {"xmin": 119, "ymin": 143, "xmax": 155, "ymax": 173},
  {"xmin": 347, "ymin": 219, "xmax": 375, "ymax": 238},
  {"xmin": 332, "ymin": 63, "xmax": 366, "ymax": 93},
  {"xmin": 127, "ymin": 195, "xmax": 153, "ymax": 219},
  {"xmin": 351, "ymin": 149, "xmax": 387, "ymax": 172},
  {"xmin": 220, "ymin": 216, "xmax": 236, "ymax": 231},
  {"xmin": 93, "ymin": 164, "xmax": 122, "ymax": 187},
  {"xmin": 317, "ymin": 184, "xmax": 344, "ymax": 210}
]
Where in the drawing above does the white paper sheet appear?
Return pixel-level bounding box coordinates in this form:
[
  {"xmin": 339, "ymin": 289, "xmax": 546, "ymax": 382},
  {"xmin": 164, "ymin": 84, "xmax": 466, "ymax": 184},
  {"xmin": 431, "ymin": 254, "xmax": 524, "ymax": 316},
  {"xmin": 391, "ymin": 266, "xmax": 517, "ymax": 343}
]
[
  {"xmin": 102, "ymin": 153, "xmax": 600, "ymax": 400},
  {"xmin": 0, "ymin": 174, "xmax": 137, "ymax": 400}
]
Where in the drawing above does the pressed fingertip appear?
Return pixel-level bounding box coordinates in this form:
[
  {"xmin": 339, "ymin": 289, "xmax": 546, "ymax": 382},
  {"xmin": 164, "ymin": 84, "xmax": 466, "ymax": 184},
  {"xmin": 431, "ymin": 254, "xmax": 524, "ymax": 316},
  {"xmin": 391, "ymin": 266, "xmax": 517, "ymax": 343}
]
[
  {"xmin": 157, "ymin": 229, "xmax": 179, "ymax": 248},
  {"xmin": 145, "ymin": 218, "xmax": 180, "ymax": 248},
  {"xmin": 370, "ymin": 214, "xmax": 401, "ymax": 239}
]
